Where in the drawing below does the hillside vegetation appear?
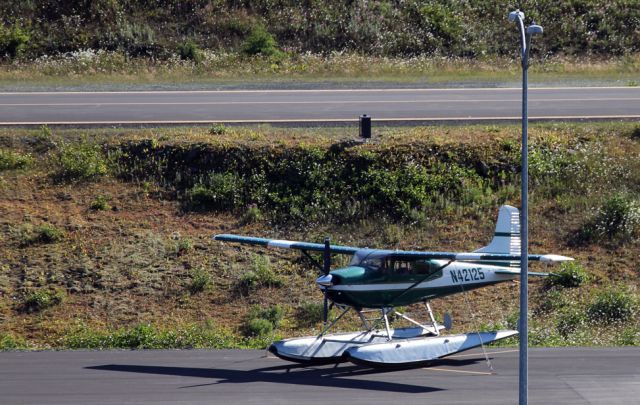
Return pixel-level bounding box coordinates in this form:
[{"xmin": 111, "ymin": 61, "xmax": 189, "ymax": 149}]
[
  {"xmin": 2, "ymin": 2, "xmax": 639, "ymax": 87},
  {"xmin": 0, "ymin": 123, "xmax": 638, "ymax": 350},
  {"xmin": 1, "ymin": 1, "xmax": 639, "ymax": 59}
]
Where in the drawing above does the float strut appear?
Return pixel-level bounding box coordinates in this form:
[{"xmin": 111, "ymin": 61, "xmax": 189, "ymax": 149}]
[
  {"xmin": 425, "ymin": 301, "xmax": 440, "ymax": 336},
  {"xmin": 317, "ymin": 306, "xmax": 350, "ymax": 338},
  {"xmin": 357, "ymin": 310, "xmax": 371, "ymax": 331},
  {"xmin": 382, "ymin": 307, "xmax": 393, "ymax": 341}
]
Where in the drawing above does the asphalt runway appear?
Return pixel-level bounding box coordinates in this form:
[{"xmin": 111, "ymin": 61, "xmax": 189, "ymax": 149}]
[
  {"xmin": 1, "ymin": 86, "xmax": 640, "ymax": 125},
  {"xmin": 1, "ymin": 347, "xmax": 638, "ymax": 404}
]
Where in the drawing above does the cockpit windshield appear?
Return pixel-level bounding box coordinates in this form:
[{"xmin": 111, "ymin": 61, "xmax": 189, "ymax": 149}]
[
  {"xmin": 349, "ymin": 250, "xmax": 386, "ymax": 269},
  {"xmin": 360, "ymin": 257, "xmax": 383, "ymax": 270}
]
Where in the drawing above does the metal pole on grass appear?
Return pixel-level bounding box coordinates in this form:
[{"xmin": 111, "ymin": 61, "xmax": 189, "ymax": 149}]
[{"xmin": 508, "ymin": 10, "xmax": 543, "ymax": 405}]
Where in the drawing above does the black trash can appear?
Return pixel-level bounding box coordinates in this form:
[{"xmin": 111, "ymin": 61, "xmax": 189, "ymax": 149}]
[{"xmin": 359, "ymin": 114, "xmax": 371, "ymax": 139}]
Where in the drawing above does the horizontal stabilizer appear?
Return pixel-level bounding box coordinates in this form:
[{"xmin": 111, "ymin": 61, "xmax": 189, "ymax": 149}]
[
  {"xmin": 538, "ymin": 254, "xmax": 574, "ymax": 263},
  {"xmin": 494, "ymin": 269, "xmax": 550, "ymax": 277}
]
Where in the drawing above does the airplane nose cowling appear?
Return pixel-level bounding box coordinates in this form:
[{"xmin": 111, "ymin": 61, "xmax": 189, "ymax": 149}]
[{"xmin": 315, "ymin": 274, "xmax": 333, "ymax": 287}]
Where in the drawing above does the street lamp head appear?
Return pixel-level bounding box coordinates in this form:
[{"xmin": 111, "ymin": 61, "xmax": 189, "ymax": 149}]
[
  {"xmin": 527, "ymin": 24, "xmax": 543, "ymax": 35},
  {"xmin": 508, "ymin": 10, "xmax": 524, "ymax": 22}
]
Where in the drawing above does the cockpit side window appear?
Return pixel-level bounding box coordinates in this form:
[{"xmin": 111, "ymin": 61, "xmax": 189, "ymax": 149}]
[
  {"xmin": 385, "ymin": 259, "xmax": 411, "ymax": 274},
  {"xmin": 411, "ymin": 260, "xmax": 443, "ymax": 277}
]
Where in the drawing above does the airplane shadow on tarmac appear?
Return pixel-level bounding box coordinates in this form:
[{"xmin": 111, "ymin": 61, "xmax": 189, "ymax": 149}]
[{"xmin": 87, "ymin": 356, "xmax": 487, "ymax": 394}]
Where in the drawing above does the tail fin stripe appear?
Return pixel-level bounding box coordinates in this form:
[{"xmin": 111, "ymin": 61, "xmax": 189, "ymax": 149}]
[{"xmin": 494, "ymin": 232, "xmax": 521, "ymax": 237}]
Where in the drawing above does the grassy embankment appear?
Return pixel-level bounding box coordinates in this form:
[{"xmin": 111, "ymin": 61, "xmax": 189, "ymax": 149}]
[
  {"xmin": 0, "ymin": 123, "xmax": 638, "ymax": 350},
  {"xmin": 2, "ymin": 53, "xmax": 640, "ymax": 89}
]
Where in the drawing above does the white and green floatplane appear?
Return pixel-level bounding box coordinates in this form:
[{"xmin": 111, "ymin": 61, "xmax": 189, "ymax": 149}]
[{"xmin": 214, "ymin": 205, "xmax": 572, "ymax": 368}]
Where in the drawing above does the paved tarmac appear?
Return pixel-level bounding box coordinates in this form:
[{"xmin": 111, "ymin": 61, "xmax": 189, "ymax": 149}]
[
  {"xmin": 1, "ymin": 347, "xmax": 638, "ymax": 404},
  {"xmin": 1, "ymin": 86, "xmax": 640, "ymax": 125}
]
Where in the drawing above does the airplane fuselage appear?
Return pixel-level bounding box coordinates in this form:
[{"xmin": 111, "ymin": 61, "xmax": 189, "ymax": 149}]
[{"xmin": 322, "ymin": 259, "xmax": 519, "ymax": 309}]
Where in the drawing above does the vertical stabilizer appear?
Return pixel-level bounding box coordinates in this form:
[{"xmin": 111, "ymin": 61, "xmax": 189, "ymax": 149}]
[{"xmin": 475, "ymin": 205, "xmax": 521, "ymax": 266}]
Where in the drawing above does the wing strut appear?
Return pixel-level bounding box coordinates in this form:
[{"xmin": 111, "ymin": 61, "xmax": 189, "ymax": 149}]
[
  {"xmin": 300, "ymin": 250, "xmax": 323, "ymax": 273},
  {"xmin": 298, "ymin": 238, "xmax": 332, "ymax": 324}
]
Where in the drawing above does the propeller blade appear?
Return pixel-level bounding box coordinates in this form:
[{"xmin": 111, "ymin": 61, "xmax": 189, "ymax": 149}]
[
  {"xmin": 323, "ymin": 237, "xmax": 331, "ymax": 323},
  {"xmin": 323, "ymin": 290, "xmax": 328, "ymax": 324},
  {"xmin": 323, "ymin": 237, "xmax": 330, "ymax": 275}
]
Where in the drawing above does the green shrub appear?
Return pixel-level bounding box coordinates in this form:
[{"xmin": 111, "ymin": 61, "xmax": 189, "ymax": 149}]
[
  {"xmin": 177, "ymin": 40, "xmax": 202, "ymax": 63},
  {"xmin": 21, "ymin": 223, "xmax": 65, "ymax": 246},
  {"xmin": 241, "ymin": 26, "xmax": 281, "ymax": 57},
  {"xmin": 115, "ymin": 324, "xmax": 156, "ymax": 348},
  {"xmin": 239, "ymin": 255, "xmax": 283, "ymax": 290},
  {"xmin": 538, "ymin": 289, "xmax": 568, "ymax": 313},
  {"xmin": 115, "ymin": 140, "xmax": 492, "ymax": 224},
  {"xmin": 32, "ymin": 125, "xmax": 56, "ymax": 152},
  {"xmin": 4, "ymin": 2, "xmax": 640, "ymax": 58},
  {"xmin": 90, "ymin": 195, "xmax": 111, "ymax": 211},
  {"xmin": 63, "ymin": 322, "xmax": 237, "ymax": 350},
  {"xmin": 101, "ymin": 21, "xmax": 157, "ymax": 56},
  {"xmin": 248, "ymin": 305, "xmax": 285, "ymax": 328},
  {"xmin": 587, "ymin": 288, "xmax": 637, "ymax": 323},
  {"xmin": 39, "ymin": 124, "xmax": 52, "ymax": 138},
  {"xmin": 578, "ymin": 195, "xmax": 640, "ymax": 245},
  {"xmin": 238, "ymin": 271, "xmax": 258, "ymax": 290},
  {"xmin": 209, "ymin": 123, "xmax": 227, "ymax": 135},
  {"xmin": 0, "ymin": 333, "xmax": 27, "ymax": 350},
  {"xmin": 546, "ymin": 262, "xmax": 590, "ymax": 289},
  {"xmin": 0, "ymin": 150, "xmax": 32, "ymax": 171},
  {"xmin": 186, "ymin": 173, "xmax": 241, "ymax": 211},
  {"xmin": 113, "ymin": 133, "xmax": 636, "ymax": 225},
  {"xmin": 55, "ymin": 141, "xmax": 108, "ymax": 181},
  {"xmin": 296, "ymin": 301, "xmax": 325, "ymax": 326},
  {"xmin": 617, "ymin": 326, "xmax": 640, "ymax": 345},
  {"xmin": 362, "ymin": 162, "xmax": 480, "ymax": 219},
  {"xmin": 68, "ymin": 324, "xmax": 168, "ymax": 349},
  {"xmin": 556, "ymin": 309, "xmax": 587, "ymax": 337},
  {"xmin": 244, "ymin": 318, "xmax": 273, "ymax": 337},
  {"xmin": 21, "ymin": 288, "xmax": 66, "ymax": 313},
  {"xmin": 529, "ymin": 147, "xmax": 577, "ymax": 197},
  {"xmin": 176, "ymin": 237, "xmax": 193, "ymax": 255},
  {"xmin": 243, "ymin": 304, "xmax": 284, "ymax": 336},
  {"xmin": 0, "ymin": 25, "xmax": 30, "ymax": 58},
  {"xmin": 35, "ymin": 224, "xmax": 64, "ymax": 243},
  {"xmin": 189, "ymin": 267, "xmax": 212, "ymax": 295},
  {"xmin": 239, "ymin": 204, "xmax": 263, "ymax": 224},
  {"xmin": 418, "ymin": 3, "xmax": 464, "ymax": 53}
]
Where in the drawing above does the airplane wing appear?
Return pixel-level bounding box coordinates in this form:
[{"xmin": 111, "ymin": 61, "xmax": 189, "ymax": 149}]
[
  {"xmin": 213, "ymin": 234, "xmax": 573, "ymax": 263},
  {"xmin": 213, "ymin": 234, "xmax": 359, "ymax": 254}
]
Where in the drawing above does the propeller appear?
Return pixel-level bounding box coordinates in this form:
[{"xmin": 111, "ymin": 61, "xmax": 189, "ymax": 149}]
[{"xmin": 322, "ymin": 237, "xmax": 331, "ymax": 324}]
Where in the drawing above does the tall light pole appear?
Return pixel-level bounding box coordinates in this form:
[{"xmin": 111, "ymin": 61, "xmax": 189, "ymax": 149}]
[{"xmin": 508, "ymin": 9, "xmax": 542, "ymax": 405}]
